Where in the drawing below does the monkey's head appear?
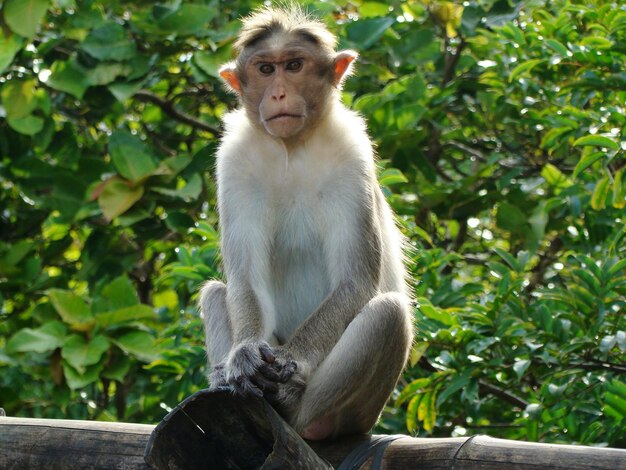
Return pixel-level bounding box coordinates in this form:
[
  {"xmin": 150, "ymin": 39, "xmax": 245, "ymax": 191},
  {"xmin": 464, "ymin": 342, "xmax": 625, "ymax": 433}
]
[{"xmin": 219, "ymin": 6, "xmax": 357, "ymax": 140}]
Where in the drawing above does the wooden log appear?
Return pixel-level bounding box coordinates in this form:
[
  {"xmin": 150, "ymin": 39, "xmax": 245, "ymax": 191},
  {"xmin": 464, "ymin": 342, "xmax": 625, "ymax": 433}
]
[
  {"xmin": 144, "ymin": 388, "xmax": 330, "ymax": 469},
  {"xmin": 1, "ymin": 390, "xmax": 625, "ymax": 469},
  {"xmin": 0, "ymin": 416, "xmax": 153, "ymax": 469}
]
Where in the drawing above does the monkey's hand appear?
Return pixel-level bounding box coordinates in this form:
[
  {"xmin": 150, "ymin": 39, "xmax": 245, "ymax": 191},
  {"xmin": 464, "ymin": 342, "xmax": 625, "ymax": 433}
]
[
  {"xmin": 224, "ymin": 341, "xmax": 283, "ymax": 398},
  {"xmin": 262, "ymin": 347, "xmax": 307, "ymax": 413}
]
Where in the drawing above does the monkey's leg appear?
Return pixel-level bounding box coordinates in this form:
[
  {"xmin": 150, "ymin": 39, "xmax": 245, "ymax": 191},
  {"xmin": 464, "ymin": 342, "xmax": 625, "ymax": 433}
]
[
  {"xmin": 293, "ymin": 292, "xmax": 412, "ymax": 440},
  {"xmin": 199, "ymin": 280, "xmax": 233, "ymax": 368}
]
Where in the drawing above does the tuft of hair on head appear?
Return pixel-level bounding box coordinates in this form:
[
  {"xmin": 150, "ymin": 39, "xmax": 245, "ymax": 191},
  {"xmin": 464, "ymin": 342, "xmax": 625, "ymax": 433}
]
[{"xmin": 234, "ymin": 3, "xmax": 337, "ymax": 54}]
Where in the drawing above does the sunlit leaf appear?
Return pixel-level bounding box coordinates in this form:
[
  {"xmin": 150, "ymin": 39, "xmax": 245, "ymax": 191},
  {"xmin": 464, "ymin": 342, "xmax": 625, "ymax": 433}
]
[
  {"xmin": 573, "ymin": 135, "xmax": 619, "ymax": 150},
  {"xmin": 6, "ymin": 322, "xmax": 67, "ymax": 354},
  {"xmin": 4, "ymin": 0, "xmax": 49, "ymax": 38},
  {"xmin": 47, "ymin": 60, "xmax": 90, "ymax": 99},
  {"xmin": 0, "ymin": 31, "xmax": 24, "ymax": 73},
  {"xmin": 108, "ymin": 131, "xmax": 158, "ymax": 182},
  {"xmin": 509, "ymin": 59, "xmax": 545, "ymax": 82},
  {"xmin": 112, "ymin": 331, "xmax": 159, "ymax": 362},
  {"xmin": 591, "ymin": 177, "xmax": 610, "ymax": 210},
  {"xmin": 47, "ymin": 289, "xmax": 94, "ymax": 332},
  {"xmin": 573, "ymin": 151, "xmax": 605, "ymax": 178},
  {"xmin": 97, "ymin": 178, "xmax": 144, "ymax": 220},
  {"xmin": 80, "ymin": 23, "xmax": 136, "ymax": 61},
  {"xmin": 346, "ymin": 17, "xmax": 395, "ymax": 49},
  {"xmin": 61, "ymin": 334, "xmax": 109, "ymax": 373},
  {"xmin": 395, "ymin": 377, "xmax": 431, "ymax": 406}
]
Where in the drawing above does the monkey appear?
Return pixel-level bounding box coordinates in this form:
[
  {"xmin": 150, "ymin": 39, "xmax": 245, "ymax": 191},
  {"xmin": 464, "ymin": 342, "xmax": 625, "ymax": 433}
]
[{"xmin": 200, "ymin": 5, "xmax": 413, "ymax": 441}]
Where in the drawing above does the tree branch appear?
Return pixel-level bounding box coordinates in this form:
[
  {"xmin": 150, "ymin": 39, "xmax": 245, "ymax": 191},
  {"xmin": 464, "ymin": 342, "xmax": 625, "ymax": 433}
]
[
  {"xmin": 478, "ymin": 380, "xmax": 529, "ymax": 409},
  {"xmin": 572, "ymin": 361, "xmax": 626, "ymax": 374},
  {"xmin": 133, "ymin": 90, "xmax": 222, "ymax": 136},
  {"xmin": 525, "ymin": 237, "xmax": 564, "ymax": 295}
]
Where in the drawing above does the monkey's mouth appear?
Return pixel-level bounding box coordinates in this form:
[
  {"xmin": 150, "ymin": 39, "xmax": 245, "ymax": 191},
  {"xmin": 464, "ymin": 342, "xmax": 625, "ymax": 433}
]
[{"xmin": 266, "ymin": 113, "xmax": 303, "ymax": 121}]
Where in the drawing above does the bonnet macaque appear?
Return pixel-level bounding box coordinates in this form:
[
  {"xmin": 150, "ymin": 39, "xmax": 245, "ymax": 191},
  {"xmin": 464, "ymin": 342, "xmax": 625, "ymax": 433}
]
[{"xmin": 200, "ymin": 5, "xmax": 413, "ymax": 440}]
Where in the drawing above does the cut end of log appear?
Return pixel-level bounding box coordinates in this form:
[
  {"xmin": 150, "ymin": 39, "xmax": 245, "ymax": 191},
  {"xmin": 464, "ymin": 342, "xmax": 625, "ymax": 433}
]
[{"xmin": 144, "ymin": 388, "xmax": 331, "ymax": 470}]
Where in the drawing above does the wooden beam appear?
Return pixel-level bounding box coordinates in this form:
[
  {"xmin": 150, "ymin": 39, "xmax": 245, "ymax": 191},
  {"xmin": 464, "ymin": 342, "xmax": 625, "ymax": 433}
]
[
  {"xmin": 2, "ymin": 391, "xmax": 626, "ymax": 470},
  {"xmin": 1, "ymin": 416, "xmax": 152, "ymax": 469}
]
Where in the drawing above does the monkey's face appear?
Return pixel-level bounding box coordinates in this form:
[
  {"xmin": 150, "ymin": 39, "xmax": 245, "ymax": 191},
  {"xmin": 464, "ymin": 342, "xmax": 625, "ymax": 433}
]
[{"xmin": 240, "ymin": 40, "xmax": 333, "ymax": 139}]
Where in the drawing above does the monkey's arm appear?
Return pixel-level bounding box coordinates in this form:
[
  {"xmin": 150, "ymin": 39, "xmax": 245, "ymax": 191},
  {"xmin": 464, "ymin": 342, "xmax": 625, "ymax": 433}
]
[{"xmin": 218, "ymin": 184, "xmax": 291, "ymax": 396}]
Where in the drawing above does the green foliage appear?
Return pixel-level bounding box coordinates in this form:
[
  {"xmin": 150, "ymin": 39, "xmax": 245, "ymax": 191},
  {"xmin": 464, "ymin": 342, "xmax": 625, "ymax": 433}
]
[{"xmin": 0, "ymin": 0, "xmax": 624, "ymax": 446}]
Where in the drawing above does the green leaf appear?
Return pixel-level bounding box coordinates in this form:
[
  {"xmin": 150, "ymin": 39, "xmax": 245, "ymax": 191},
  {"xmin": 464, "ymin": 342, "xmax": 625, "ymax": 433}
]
[
  {"xmin": 395, "ymin": 103, "xmax": 426, "ymax": 129},
  {"xmin": 346, "ymin": 17, "xmax": 395, "ymax": 49},
  {"xmin": 112, "ymin": 331, "xmax": 158, "ymax": 362},
  {"xmin": 417, "ymin": 297, "xmax": 456, "ymax": 326},
  {"xmin": 545, "ymin": 39, "xmax": 569, "ymax": 56},
  {"xmin": 87, "ymin": 62, "xmax": 133, "ymax": 86},
  {"xmin": 496, "ymin": 202, "xmax": 527, "ymax": 232},
  {"xmin": 420, "ymin": 389, "xmax": 437, "ymax": 432},
  {"xmin": 591, "ymin": 177, "xmax": 610, "ymax": 210},
  {"xmin": 194, "ymin": 50, "xmax": 232, "ymax": 78},
  {"xmin": 61, "ymin": 334, "xmax": 109, "ymax": 373},
  {"xmin": 599, "ymin": 335, "xmax": 616, "ymax": 354},
  {"xmin": 542, "ymin": 163, "xmax": 572, "ymax": 189},
  {"xmin": 605, "ymin": 392, "xmax": 626, "ymax": 416},
  {"xmin": 1, "ymin": 79, "xmax": 38, "ymax": 119},
  {"xmin": 573, "ymin": 151, "xmax": 605, "ymax": 178},
  {"xmin": 4, "ymin": 0, "xmax": 49, "ymax": 38},
  {"xmin": 509, "ymin": 59, "xmax": 545, "ymax": 82},
  {"xmin": 98, "ymin": 178, "xmax": 144, "ymax": 220},
  {"xmin": 63, "ymin": 361, "xmax": 103, "ymax": 389},
  {"xmin": 6, "ymin": 321, "xmax": 67, "ymax": 354},
  {"xmin": 109, "ymin": 81, "xmax": 144, "ymax": 101},
  {"xmin": 581, "ymin": 36, "xmax": 613, "ymax": 49},
  {"xmin": 151, "ymin": 174, "xmax": 203, "ymax": 200},
  {"xmin": 606, "ymin": 379, "xmax": 626, "ymax": 398},
  {"xmin": 100, "ymin": 275, "xmax": 139, "ymax": 311},
  {"xmin": 395, "ymin": 377, "xmax": 432, "ymax": 407},
  {"xmin": 101, "ymin": 355, "xmax": 131, "ymax": 382},
  {"xmin": 7, "ymin": 115, "xmax": 45, "ymax": 136},
  {"xmin": 406, "ymin": 394, "xmax": 422, "ymax": 433},
  {"xmin": 108, "ymin": 131, "xmax": 158, "ymax": 182},
  {"xmin": 573, "ymin": 135, "xmax": 619, "ymax": 150},
  {"xmin": 47, "ymin": 60, "xmax": 90, "ymax": 99},
  {"xmin": 80, "ymin": 23, "xmax": 136, "ymax": 61},
  {"xmin": 360, "ymin": 2, "xmax": 391, "ymax": 17},
  {"xmin": 494, "ymin": 248, "xmax": 520, "ymax": 271},
  {"xmin": 0, "ymin": 31, "xmax": 24, "ymax": 73},
  {"xmin": 95, "ymin": 304, "xmax": 156, "ymax": 328},
  {"xmin": 410, "ymin": 342, "xmax": 429, "ymax": 367},
  {"xmin": 156, "ymin": 4, "xmax": 218, "ymax": 36},
  {"xmin": 379, "ymin": 168, "xmax": 409, "ymax": 186},
  {"xmin": 47, "ymin": 289, "xmax": 94, "ymax": 331},
  {"xmin": 437, "ymin": 372, "xmax": 470, "ymax": 407},
  {"xmin": 513, "ymin": 359, "xmax": 531, "ymax": 379},
  {"xmin": 612, "ymin": 169, "xmax": 626, "ymax": 209},
  {"xmin": 541, "ymin": 127, "xmax": 572, "ymax": 150}
]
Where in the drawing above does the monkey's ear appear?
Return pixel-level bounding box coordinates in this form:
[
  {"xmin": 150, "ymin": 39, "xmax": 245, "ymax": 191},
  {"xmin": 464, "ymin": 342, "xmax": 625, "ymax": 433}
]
[
  {"xmin": 333, "ymin": 50, "xmax": 358, "ymax": 87},
  {"xmin": 219, "ymin": 63, "xmax": 242, "ymax": 94}
]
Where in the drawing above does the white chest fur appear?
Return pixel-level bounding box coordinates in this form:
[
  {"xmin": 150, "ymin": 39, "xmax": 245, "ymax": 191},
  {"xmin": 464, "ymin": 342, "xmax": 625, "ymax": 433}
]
[{"xmin": 217, "ymin": 106, "xmax": 376, "ymax": 342}]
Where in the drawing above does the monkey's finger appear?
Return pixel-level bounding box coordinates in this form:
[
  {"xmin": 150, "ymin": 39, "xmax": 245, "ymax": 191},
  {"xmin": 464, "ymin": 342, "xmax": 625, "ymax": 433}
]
[
  {"xmin": 232, "ymin": 376, "xmax": 264, "ymax": 398},
  {"xmin": 258, "ymin": 363, "xmax": 281, "ymax": 381},
  {"xmin": 279, "ymin": 361, "xmax": 297, "ymax": 382},
  {"xmin": 252, "ymin": 374, "xmax": 279, "ymax": 394},
  {"xmin": 259, "ymin": 343, "xmax": 276, "ymax": 363}
]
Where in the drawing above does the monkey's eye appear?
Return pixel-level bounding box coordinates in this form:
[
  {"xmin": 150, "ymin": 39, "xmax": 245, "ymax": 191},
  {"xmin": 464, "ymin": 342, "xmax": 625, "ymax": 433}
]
[
  {"xmin": 285, "ymin": 59, "xmax": 303, "ymax": 72},
  {"xmin": 259, "ymin": 63, "xmax": 275, "ymax": 74}
]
